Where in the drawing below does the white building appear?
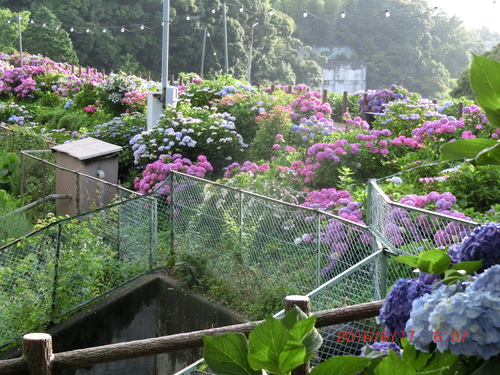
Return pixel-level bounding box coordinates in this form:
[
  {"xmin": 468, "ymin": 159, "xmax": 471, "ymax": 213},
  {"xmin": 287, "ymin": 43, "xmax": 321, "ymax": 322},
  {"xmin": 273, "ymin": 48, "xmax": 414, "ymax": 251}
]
[{"xmin": 316, "ymin": 47, "xmax": 366, "ymax": 94}]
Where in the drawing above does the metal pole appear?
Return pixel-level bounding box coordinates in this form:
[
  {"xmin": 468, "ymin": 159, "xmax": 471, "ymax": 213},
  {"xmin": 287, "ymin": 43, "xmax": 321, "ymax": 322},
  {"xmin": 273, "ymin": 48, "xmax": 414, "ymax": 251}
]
[
  {"xmin": 247, "ymin": 22, "xmax": 258, "ymax": 83},
  {"xmin": 161, "ymin": 0, "xmax": 170, "ymax": 105},
  {"xmin": 17, "ymin": 14, "xmax": 23, "ymax": 67},
  {"xmin": 200, "ymin": 27, "xmax": 207, "ymax": 77},
  {"xmin": 223, "ymin": 2, "xmax": 228, "ymax": 74}
]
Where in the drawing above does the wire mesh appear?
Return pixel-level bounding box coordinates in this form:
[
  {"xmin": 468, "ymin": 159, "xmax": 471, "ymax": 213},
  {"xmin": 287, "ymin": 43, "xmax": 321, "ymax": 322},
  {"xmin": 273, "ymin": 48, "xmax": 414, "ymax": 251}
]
[
  {"xmin": 0, "ymin": 168, "xmax": 483, "ymax": 368},
  {"xmin": 0, "ymin": 225, "xmax": 58, "ymax": 347}
]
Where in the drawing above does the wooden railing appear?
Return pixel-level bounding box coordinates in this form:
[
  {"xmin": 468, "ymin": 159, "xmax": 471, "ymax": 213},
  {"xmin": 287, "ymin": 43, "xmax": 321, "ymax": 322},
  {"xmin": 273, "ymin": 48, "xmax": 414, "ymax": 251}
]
[{"xmin": 0, "ymin": 297, "xmax": 383, "ymax": 375}]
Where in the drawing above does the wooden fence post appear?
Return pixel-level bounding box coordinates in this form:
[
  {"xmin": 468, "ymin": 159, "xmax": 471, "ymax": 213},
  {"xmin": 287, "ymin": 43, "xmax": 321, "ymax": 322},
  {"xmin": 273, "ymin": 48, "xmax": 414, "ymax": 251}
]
[
  {"xmin": 322, "ymin": 89, "xmax": 328, "ymax": 104},
  {"xmin": 23, "ymin": 333, "xmax": 53, "ymax": 375},
  {"xmin": 285, "ymin": 295, "xmax": 311, "ymax": 375},
  {"xmin": 342, "ymin": 91, "xmax": 348, "ymax": 124},
  {"xmin": 457, "ymin": 101, "xmax": 463, "ymax": 119}
]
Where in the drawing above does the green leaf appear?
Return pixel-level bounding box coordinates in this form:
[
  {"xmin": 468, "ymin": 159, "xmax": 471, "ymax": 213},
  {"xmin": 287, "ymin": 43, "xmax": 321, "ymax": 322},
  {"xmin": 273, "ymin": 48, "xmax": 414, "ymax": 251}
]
[
  {"xmin": 422, "ymin": 350, "xmax": 457, "ymax": 372},
  {"xmin": 289, "ymin": 316, "xmax": 322, "ymax": 362},
  {"xmin": 418, "ymin": 249, "xmax": 451, "ymax": 274},
  {"xmin": 471, "ymin": 354, "xmax": 500, "ymax": 374},
  {"xmin": 280, "ymin": 307, "xmax": 305, "ymax": 330},
  {"xmin": 451, "ymin": 260, "xmax": 483, "ymax": 275},
  {"xmin": 248, "ymin": 317, "xmax": 306, "ymax": 374},
  {"xmin": 203, "ymin": 333, "xmax": 260, "ymax": 375},
  {"xmin": 475, "ymin": 142, "xmax": 500, "ymax": 166},
  {"xmin": 394, "ymin": 255, "xmax": 420, "ymax": 268},
  {"xmin": 309, "ymin": 356, "xmax": 371, "ymax": 375},
  {"xmin": 374, "ymin": 350, "xmax": 416, "ymax": 375},
  {"xmin": 471, "ymin": 55, "xmax": 500, "ymax": 129},
  {"xmin": 401, "ymin": 340, "xmax": 431, "ymax": 371},
  {"xmin": 440, "ymin": 139, "xmax": 499, "ymax": 162}
]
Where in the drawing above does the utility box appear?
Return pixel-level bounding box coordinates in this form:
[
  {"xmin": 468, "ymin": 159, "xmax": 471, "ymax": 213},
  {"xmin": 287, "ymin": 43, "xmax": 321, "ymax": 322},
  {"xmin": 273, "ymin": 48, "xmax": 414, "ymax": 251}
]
[
  {"xmin": 146, "ymin": 86, "xmax": 179, "ymax": 130},
  {"xmin": 51, "ymin": 137, "xmax": 123, "ymax": 217}
]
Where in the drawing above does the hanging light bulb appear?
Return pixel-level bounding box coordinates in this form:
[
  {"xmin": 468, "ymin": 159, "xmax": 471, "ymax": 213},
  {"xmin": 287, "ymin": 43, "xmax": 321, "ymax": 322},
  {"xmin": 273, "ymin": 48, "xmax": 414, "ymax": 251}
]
[
  {"xmin": 6, "ymin": 19, "xmax": 11, "ymax": 24},
  {"xmin": 385, "ymin": 10, "xmax": 390, "ymax": 17},
  {"xmin": 86, "ymin": 28, "xmax": 90, "ymax": 33},
  {"xmin": 102, "ymin": 28, "xmax": 107, "ymax": 33},
  {"xmin": 186, "ymin": 15, "xmax": 190, "ymax": 20},
  {"xmin": 213, "ymin": 52, "xmax": 216, "ymax": 55},
  {"xmin": 340, "ymin": 11, "xmax": 346, "ymax": 18},
  {"xmin": 211, "ymin": 8, "xmax": 216, "ymax": 14},
  {"xmin": 303, "ymin": 10, "xmax": 308, "ymax": 17},
  {"xmin": 269, "ymin": 9, "xmax": 274, "ymax": 16},
  {"xmin": 140, "ymin": 24, "xmax": 145, "ymax": 30},
  {"xmin": 42, "ymin": 23, "xmax": 46, "ymax": 27},
  {"xmin": 121, "ymin": 26, "xmax": 125, "ymax": 32},
  {"xmin": 55, "ymin": 25, "xmax": 60, "ymax": 30},
  {"xmin": 70, "ymin": 27, "xmax": 74, "ymax": 32},
  {"xmin": 30, "ymin": 19, "xmax": 34, "ymax": 24},
  {"xmin": 239, "ymin": 6, "xmax": 243, "ymax": 12}
]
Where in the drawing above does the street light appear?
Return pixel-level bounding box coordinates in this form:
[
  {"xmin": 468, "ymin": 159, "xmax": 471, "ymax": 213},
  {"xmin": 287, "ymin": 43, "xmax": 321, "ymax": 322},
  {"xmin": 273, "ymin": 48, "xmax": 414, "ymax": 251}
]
[{"xmin": 247, "ymin": 22, "xmax": 258, "ymax": 84}]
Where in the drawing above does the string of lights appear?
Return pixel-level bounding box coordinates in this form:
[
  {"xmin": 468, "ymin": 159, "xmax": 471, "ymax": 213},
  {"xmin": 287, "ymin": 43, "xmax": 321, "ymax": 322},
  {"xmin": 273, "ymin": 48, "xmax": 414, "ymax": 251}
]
[{"xmin": 2, "ymin": 5, "xmax": 452, "ymax": 36}]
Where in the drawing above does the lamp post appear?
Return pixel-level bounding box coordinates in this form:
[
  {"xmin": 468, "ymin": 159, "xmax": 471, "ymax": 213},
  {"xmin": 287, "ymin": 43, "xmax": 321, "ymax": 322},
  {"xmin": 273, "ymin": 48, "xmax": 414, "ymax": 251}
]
[
  {"xmin": 161, "ymin": 0, "xmax": 170, "ymax": 105},
  {"xmin": 223, "ymin": 1, "xmax": 228, "ymax": 74},
  {"xmin": 17, "ymin": 14, "xmax": 23, "ymax": 67},
  {"xmin": 246, "ymin": 22, "xmax": 258, "ymax": 84}
]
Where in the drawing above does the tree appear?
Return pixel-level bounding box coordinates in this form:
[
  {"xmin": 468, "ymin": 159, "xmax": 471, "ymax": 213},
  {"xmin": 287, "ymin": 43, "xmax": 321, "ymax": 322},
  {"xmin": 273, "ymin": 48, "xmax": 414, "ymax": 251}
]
[
  {"xmin": 23, "ymin": 6, "xmax": 79, "ymax": 65},
  {"xmin": 0, "ymin": 8, "xmax": 30, "ymax": 55}
]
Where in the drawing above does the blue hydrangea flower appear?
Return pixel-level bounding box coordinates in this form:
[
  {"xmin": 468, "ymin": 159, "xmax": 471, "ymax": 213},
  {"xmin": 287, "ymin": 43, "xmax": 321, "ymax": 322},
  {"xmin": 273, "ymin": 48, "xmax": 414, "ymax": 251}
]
[{"xmin": 407, "ymin": 265, "xmax": 500, "ymax": 359}]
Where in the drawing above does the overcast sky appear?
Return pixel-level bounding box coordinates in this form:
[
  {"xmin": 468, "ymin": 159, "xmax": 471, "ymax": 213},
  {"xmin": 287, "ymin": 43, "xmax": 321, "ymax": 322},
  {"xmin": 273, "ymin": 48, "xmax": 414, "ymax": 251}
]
[{"xmin": 430, "ymin": 0, "xmax": 500, "ymax": 34}]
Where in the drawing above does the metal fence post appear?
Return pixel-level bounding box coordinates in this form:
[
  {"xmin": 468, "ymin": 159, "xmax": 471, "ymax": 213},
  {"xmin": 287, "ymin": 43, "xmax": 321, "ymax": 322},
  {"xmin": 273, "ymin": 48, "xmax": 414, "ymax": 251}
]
[
  {"xmin": 150, "ymin": 197, "xmax": 158, "ymax": 269},
  {"xmin": 238, "ymin": 189, "xmax": 243, "ymax": 247},
  {"xmin": 169, "ymin": 172, "xmax": 175, "ymax": 256},
  {"xmin": 316, "ymin": 210, "xmax": 321, "ymax": 289},
  {"xmin": 51, "ymin": 223, "xmax": 62, "ymax": 317}
]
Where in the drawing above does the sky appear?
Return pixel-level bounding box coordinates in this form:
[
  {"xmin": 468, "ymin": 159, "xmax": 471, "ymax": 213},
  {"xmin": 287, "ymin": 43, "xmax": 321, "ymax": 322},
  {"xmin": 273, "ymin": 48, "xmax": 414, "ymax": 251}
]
[{"xmin": 430, "ymin": 0, "xmax": 500, "ymax": 34}]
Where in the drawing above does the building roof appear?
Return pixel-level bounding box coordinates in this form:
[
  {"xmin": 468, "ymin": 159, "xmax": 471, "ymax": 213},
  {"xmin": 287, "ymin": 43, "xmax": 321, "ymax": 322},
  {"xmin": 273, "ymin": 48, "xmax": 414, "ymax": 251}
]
[{"xmin": 51, "ymin": 137, "xmax": 122, "ymax": 161}]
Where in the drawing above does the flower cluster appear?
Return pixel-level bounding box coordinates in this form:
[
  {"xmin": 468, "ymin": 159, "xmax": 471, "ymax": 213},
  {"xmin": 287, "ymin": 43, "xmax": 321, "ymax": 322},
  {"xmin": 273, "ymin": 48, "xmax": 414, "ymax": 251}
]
[
  {"xmin": 134, "ymin": 154, "xmax": 213, "ymax": 194},
  {"xmin": 0, "ymin": 102, "xmax": 33, "ymax": 126},
  {"xmin": 406, "ymin": 264, "xmax": 500, "ymax": 359},
  {"xmin": 385, "ymin": 192, "xmax": 473, "ymax": 247},
  {"xmin": 0, "ymin": 54, "xmax": 104, "ymax": 100},
  {"xmin": 378, "ymin": 273, "xmax": 441, "ymax": 336},
  {"xmin": 355, "ymin": 85, "xmax": 410, "ymax": 113},
  {"xmin": 121, "ymin": 90, "xmax": 148, "ymax": 113},
  {"xmin": 131, "ymin": 106, "xmax": 247, "ymax": 170},
  {"xmin": 458, "ymin": 222, "xmax": 500, "ymax": 271},
  {"xmin": 374, "ymin": 96, "xmax": 443, "ymax": 137},
  {"xmin": 289, "ymin": 90, "xmax": 333, "ymax": 122}
]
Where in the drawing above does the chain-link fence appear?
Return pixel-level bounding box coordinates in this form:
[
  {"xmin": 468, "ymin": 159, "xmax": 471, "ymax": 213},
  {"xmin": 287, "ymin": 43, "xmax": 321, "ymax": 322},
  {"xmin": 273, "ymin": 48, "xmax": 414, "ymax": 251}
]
[
  {"xmin": 0, "ymin": 169, "xmax": 481, "ymax": 367},
  {"xmin": 0, "ymin": 194, "xmax": 161, "ymax": 349}
]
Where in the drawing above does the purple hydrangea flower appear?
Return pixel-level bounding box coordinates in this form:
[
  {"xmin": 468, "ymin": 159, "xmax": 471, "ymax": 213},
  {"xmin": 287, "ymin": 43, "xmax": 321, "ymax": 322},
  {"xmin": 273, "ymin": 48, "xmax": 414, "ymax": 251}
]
[
  {"xmin": 378, "ymin": 273, "xmax": 440, "ymax": 337},
  {"xmin": 458, "ymin": 222, "xmax": 500, "ymax": 271}
]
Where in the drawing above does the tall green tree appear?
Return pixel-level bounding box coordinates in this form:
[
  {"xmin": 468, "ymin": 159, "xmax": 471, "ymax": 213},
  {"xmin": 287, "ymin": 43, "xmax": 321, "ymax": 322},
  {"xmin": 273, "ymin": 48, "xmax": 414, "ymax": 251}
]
[
  {"xmin": 23, "ymin": 6, "xmax": 78, "ymax": 64},
  {"xmin": 0, "ymin": 8, "xmax": 30, "ymax": 55}
]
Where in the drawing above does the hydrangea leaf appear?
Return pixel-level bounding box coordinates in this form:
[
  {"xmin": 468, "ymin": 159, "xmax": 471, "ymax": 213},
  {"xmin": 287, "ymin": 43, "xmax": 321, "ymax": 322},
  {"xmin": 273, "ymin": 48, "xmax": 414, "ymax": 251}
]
[
  {"xmin": 475, "ymin": 142, "xmax": 500, "ymax": 166},
  {"xmin": 374, "ymin": 350, "xmax": 415, "ymax": 375},
  {"xmin": 394, "ymin": 255, "xmax": 420, "ymax": 269},
  {"xmin": 309, "ymin": 355, "xmax": 371, "ymax": 375},
  {"xmin": 470, "ymin": 55, "xmax": 500, "ymax": 129},
  {"xmin": 418, "ymin": 249, "xmax": 451, "ymax": 275},
  {"xmin": 280, "ymin": 307, "xmax": 304, "ymax": 330},
  {"xmin": 400, "ymin": 339, "xmax": 431, "ymax": 371},
  {"xmin": 248, "ymin": 317, "xmax": 306, "ymax": 374},
  {"xmin": 439, "ymin": 139, "xmax": 498, "ymax": 162},
  {"xmin": 450, "ymin": 260, "xmax": 483, "ymax": 275},
  {"xmin": 289, "ymin": 316, "xmax": 322, "ymax": 362},
  {"xmin": 203, "ymin": 333, "xmax": 260, "ymax": 375}
]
